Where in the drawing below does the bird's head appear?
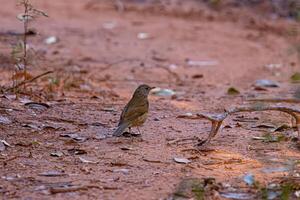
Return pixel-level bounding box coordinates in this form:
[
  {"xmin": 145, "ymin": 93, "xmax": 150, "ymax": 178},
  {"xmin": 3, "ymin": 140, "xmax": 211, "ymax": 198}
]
[{"xmin": 134, "ymin": 84, "xmax": 155, "ymax": 98}]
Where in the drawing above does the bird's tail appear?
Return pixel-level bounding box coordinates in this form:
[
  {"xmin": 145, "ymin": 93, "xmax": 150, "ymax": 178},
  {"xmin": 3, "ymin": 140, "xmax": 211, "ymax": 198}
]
[{"xmin": 113, "ymin": 122, "xmax": 129, "ymax": 137}]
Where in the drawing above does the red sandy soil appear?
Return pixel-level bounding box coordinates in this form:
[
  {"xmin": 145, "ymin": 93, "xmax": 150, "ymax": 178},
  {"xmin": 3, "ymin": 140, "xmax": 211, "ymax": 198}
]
[{"xmin": 0, "ymin": 1, "xmax": 300, "ymax": 199}]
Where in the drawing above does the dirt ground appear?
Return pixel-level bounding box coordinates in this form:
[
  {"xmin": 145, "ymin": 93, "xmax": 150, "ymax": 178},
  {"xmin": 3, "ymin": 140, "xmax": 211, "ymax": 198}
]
[{"xmin": 0, "ymin": 1, "xmax": 300, "ymax": 200}]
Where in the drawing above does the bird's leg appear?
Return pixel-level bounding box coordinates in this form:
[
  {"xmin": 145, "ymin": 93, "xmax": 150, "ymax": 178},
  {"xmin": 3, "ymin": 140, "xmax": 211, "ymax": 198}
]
[{"xmin": 136, "ymin": 127, "xmax": 141, "ymax": 135}]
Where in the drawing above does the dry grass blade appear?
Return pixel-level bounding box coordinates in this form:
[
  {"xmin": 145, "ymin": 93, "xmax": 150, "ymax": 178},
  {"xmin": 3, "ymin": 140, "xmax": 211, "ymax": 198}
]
[{"xmin": 6, "ymin": 70, "xmax": 54, "ymax": 92}]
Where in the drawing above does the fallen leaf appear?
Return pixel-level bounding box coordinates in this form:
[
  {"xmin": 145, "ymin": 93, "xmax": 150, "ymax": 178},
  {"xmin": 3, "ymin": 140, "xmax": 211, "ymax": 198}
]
[
  {"xmin": 3, "ymin": 94, "xmax": 17, "ymax": 100},
  {"xmin": 110, "ymin": 160, "xmax": 130, "ymax": 167},
  {"xmin": 79, "ymin": 157, "xmax": 98, "ymax": 164},
  {"xmin": 21, "ymin": 123, "xmax": 41, "ymax": 130},
  {"xmin": 178, "ymin": 112, "xmax": 193, "ymax": 117},
  {"xmin": 120, "ymin": 147, "xmax": 133, "ymax": 151},
  {"xmin": 143, "ymin": 158, "xmax": 162, "ymax": 163},
  {"xmin": 274, "ymin": 124, "xmax": 291, "ymax": 132},
  {"xmin": 122, "ymin": 131, "xmax": 141, "ymax": 137},
  {"xmin": 113, "ymin": 169, "xmax": 129, "ymax": 174},
  {"xmin": 254, "ymin": 79, "xmax": 279, "ymax": 88},
  {"xmin": 39, "ymin": 171, "xmax": 66, "ymax": 177},
  {"xmin": 220, "ymin": 192, "xmax": 255, "ymax": 200},
  {"xmin": 252, "ymin": 136, "xmax": 267, "ymax": 140},
  {"xmin": 0, "ymin": 140, "xmax": 11, "ymax": 151},
  {"xmin": 291, "ymin": 72, "xmax": 300, "ymax": 83},
  {"xmin": 227, "ymin": 87, "xmax": 240, "ymax": 95},
  {"xmin": 1, "ymin": 140, "xmax": 11, "ymax": 147},
  {"xmin": 252, "ymin": 133, "xmax": 287, "ymax": 143},
  {"xmin": 253, "ymin": 86, "xmax": 269, "ymax": 91},
  {"xmin": 67, "ymin": 148, "xmax": 87, "ymax": 155},
  {"xmin": 50, "ymin": 151, "xmax": 64, "ymax": 157},
  {"xmin": 95, "ymin": 132, "xmax": 108, "ymax": 140},
  {"xmin": 251, "ymin": 124, "xmax": 276, "ymax": 129},
  {"xmin": 101, "ymin": 107, "xmax": 117, "ymax": 112},
  {"xmin": 174, "ymin": 157, "xmax": 191, "ymax": 164},
  {"xmin": 1, "ymin": 174, "xmax": 21, "ymax": 181},
  {"xmin": 24, "ymin": 102, "xmax": 50, "ymax": 111},
  {"xmin": 0, "ymin": 116, "xmax": 12, "ymax": 125},
  {"xmin": 60, "ymin": 133, "xmax": 86, "ymax": 142}
]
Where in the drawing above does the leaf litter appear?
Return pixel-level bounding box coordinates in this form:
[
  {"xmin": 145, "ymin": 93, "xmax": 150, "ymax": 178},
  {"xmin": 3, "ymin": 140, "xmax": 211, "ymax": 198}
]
[
  {"xmin": 59, "ymin": 133, "xmax": 87, "ymax": 142},
  {"xmin": 79, "ymin": 157, "xmax": 98, "ymax": 164},
  {"xmin": 1, "ymin": 1, "xmax": 300, "ymax": 200},
  {"xmin": 173, "ymin": 157, "xmax": 191, "ymax": 164},
  {"xmin": 0, "ymin": 116, "xmax": 12, "ymax": 124},
  {"xmin": 0, "ymin": 139, "xmax": 12, "ymax": 151},
  {"xmin": 39, "ymin": 171, "xmax": 67, "ymax": 177}
]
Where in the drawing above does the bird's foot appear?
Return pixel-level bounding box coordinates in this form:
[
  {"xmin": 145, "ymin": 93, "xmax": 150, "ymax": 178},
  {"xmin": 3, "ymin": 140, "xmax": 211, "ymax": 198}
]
[{"xmin": 122, "ymin": 131, "xmax": 141, "ymax": 137}]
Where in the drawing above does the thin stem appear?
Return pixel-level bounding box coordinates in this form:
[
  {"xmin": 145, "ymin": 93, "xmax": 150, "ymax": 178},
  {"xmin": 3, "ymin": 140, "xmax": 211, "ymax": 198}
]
[
  {"xmin": 23, "ymin": 0, "xmax": 29, "ymax": 86},
  {"xmin": 6, "ymin": 70, "xmax": 54, "ymax": 92}
]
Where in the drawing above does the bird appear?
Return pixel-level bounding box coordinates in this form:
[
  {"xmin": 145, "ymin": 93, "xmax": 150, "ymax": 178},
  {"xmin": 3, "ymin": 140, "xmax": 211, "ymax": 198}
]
[{"xmin": 113, "ymin": 84, "xmax": 154, "ymax": 137}]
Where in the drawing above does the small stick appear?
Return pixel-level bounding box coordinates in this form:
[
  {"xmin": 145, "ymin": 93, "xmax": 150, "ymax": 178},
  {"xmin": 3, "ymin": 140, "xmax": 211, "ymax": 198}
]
[
  {"xmin": 22, "ymin": 0, "xmax": 30, "ymax": 86},
  {"xmin": 167, "ymin": 136, "xmax": 199, "ymax": 145},
  {"xmin": 6, "ymin": 70, "xmax": 53, "ymax": 92},
  {"xmin": 194, "ymin": 105, "xmax": 300, "ymax": 146}
]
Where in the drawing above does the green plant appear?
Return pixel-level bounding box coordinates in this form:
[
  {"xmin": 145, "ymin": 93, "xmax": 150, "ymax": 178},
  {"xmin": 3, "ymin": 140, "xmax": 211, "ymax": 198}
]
[
  {"xmin": 280, "ymin": 183, "xmax": 293, "ymax": 200},
  {"xmin": 11, "ymin": 0, "xmax": 48, "ymax": 91}
]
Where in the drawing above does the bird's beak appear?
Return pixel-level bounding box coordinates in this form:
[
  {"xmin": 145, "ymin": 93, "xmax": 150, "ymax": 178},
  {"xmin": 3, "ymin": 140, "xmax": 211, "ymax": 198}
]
[{"xmin": 150, "ymin": 86, "xmax": 156, "ymax": 90}]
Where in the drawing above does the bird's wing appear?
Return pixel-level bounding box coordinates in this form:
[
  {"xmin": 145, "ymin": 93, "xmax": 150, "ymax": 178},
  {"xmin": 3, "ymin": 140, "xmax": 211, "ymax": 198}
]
[{"xmin": 118, "ymin": 98, "xmax": 149, "ymax": 126}]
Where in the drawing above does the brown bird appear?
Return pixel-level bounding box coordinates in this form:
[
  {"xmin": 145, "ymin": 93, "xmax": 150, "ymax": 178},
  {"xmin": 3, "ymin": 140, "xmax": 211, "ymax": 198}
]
[{"xmin": 113, "ymin": 84, "xmax": 154, "ymax": 137}]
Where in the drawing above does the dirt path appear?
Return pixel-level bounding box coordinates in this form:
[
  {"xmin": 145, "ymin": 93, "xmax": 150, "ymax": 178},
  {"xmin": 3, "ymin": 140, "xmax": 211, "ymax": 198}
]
[{"xmin": 0, "ymin": 1, "xmax": 300, "ymax": 199}]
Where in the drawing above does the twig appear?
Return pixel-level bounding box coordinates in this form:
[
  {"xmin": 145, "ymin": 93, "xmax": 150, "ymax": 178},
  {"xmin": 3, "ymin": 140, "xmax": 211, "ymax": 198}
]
[
  {"xmin": 167, "ymin": 136, "xmax": 199, "ymax": 145},
  {"xmin": 6, "ymin": 70, "xmax": 53, "ymax": 92},
  {"xmin": 192, "ymin": 105, "xmax": 300, "ymax": 146}
]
